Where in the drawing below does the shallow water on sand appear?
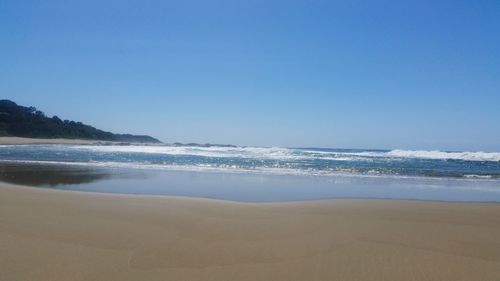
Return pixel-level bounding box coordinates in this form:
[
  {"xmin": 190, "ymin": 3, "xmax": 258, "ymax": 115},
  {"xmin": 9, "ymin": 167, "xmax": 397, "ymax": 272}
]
[{"xmin": 1, "ymin": 162, "xmax": 499, "ymax": 202}]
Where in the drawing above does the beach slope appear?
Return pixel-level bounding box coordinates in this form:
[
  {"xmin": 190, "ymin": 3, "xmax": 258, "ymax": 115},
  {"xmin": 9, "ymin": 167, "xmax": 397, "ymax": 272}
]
[{"xmin": 1, "ymin": 183, "xmax": 499, "ymax": 281}]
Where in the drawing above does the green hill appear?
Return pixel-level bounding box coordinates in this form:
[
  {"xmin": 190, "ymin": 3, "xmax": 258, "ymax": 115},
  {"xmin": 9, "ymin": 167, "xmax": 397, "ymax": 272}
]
[{"xmin": 0, "ymin": 100, "xmax": 161, "ymax": 143}]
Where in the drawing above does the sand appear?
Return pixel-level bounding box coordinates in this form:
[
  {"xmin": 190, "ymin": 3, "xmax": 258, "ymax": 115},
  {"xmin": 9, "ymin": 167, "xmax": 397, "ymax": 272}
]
[{"xmin": 1, "ymin": 183, "xmax": 499, "ymax": 281}]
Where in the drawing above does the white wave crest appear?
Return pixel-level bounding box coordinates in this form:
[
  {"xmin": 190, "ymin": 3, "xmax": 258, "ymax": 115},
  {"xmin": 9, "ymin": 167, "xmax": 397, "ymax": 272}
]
[
  {"xmin": 68, "ymin": 145, "xmax": 500, "ymax": 162},
  {"xmin": 387, "ymin": 150, "xmax": 500, "ymax": 162},
  {"xmin": 70, "ymin": 145, "xmax": 307, "ymax": 160}
]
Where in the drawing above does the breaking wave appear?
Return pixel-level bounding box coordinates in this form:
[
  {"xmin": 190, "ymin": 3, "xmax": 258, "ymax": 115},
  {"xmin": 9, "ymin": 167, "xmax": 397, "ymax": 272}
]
[
  {"xmin": 0, "ymin": 144, "xmax": 499, "ymax": 179},
  {"xmin": 70, "ymin": 145, "xmax": 500, "ymax": 162},
  {"xmin": 386, "ymin": 149, "xmax": 500, "ymax": 162}
]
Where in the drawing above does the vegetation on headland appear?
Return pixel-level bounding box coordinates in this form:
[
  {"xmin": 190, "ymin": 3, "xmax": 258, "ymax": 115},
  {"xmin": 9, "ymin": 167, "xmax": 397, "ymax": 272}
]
[{"xmin": 0, "ymin": 100, "xmax": 161, "ymax": 143}]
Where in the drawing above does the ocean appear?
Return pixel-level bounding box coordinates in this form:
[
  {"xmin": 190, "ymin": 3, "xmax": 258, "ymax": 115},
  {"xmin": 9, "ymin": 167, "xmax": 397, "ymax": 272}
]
[{"xmin": 0, "ymin": 144, "xmax": 499, "ymax": 202}]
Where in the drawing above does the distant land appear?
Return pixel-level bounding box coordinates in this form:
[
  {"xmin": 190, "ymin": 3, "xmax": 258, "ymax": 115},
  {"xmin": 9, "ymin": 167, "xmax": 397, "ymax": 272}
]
[{"xmin": 0, "ymin": 100, "xmax": 161, "ymax": 143}]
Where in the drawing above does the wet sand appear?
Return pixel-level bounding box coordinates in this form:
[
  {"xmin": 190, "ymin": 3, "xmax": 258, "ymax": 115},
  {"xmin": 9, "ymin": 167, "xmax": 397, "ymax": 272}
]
[{"xmin": 1, "ymin": 182, "xmax": 499, "ymax": 280}]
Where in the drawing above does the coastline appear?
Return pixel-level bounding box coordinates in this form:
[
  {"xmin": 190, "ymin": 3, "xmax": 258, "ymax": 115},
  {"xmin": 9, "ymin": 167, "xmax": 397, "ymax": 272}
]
[
  {"xmin": 1, "ymin": 182, "xmax": 499, "ymax": 280},
  {"xmin": 0, "ymin": 137, "xmax": 106, "ymax": 145}
]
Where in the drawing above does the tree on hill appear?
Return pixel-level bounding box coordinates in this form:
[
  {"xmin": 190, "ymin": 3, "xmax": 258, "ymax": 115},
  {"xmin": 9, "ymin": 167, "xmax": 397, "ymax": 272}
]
[{"xmin": 0, "ymin": 99, "xmax": 161, "ymax": 143}]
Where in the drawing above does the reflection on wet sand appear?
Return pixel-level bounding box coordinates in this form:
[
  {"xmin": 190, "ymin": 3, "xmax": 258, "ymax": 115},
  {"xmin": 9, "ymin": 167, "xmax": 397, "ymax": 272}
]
[
  {"xmin": 0, "ymin": 162, "xmax": 112, "ymax": 187},
  {"xmin": 1, "ymin": 161, "xmax": 500, "ymax": 202}
]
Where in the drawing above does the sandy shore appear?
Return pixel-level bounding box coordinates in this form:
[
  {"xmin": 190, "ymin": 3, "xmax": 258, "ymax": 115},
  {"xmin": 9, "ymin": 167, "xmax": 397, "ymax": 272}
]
[{"xmin": 1, "ymin": 183, "xmax": 499, "ymax": 280}]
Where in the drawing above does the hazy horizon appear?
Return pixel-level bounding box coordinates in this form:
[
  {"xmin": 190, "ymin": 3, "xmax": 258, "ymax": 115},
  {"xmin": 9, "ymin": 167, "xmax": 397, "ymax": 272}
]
[{"xmin": 2, "ymin": 1, "xmax": 500, "ymax": 151}]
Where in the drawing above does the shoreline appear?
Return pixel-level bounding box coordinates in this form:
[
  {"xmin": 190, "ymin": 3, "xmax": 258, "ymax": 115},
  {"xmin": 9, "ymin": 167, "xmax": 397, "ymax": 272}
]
[
  {"xmin": 0, "ymin": 161, "xmax": 498, "ymax": 203},
  {"xmin": 0, "ymin": 136, "xmax": 163, "ymax": 145},
  {"xmin": 0, "ymin": 136, "xmax": 110, "ymax": 145},
  {"xmin": 4, "ymin": 180, "xmax": 500, "ymax": 205},
  {"xmin": 1, "ymin": 182, "xmax": 499, "ymax": 280}
]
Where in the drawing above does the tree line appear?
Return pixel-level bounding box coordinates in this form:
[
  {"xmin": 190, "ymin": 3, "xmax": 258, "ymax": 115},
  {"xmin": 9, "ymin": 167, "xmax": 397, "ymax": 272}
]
[{"xmin": 0, "ymin": 100, "xmax": 160, "ymax": 143}]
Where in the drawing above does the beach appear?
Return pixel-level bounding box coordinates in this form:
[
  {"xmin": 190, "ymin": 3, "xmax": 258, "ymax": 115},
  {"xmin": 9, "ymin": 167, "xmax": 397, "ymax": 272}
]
[
  {"xmin": 1, "ymin": 182, "xmax": 499, "ymax": 281},
  {"xmin": 3, "ymin": 0, "xmax": 499, "ymax": 279}
]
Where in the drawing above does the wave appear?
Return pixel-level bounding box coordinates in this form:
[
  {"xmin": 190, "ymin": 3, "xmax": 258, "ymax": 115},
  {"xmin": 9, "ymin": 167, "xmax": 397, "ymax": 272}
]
[
  {"xmin": 0, "ymin": 159, "xmax": 357, "ymax": 177},
  {"xmin": 386, "ymin": 149, "xmax": 500, "ymax": 162},
  {"xmin": 70, "ymin": 145, "xmax": 308, "ymax": 160},
  {"xmin": 0, "ymin": 159, "xmax": 499, "ymax": 182},
  {"xmin": 69, "ymin": 145, "xmax": 500, "ymax": 162},
  {"xmin": 299, "ymin": 149, "xmax": 500, "ymax": 162},
  {"xmin": 1, "ymin": 144, "xmax": 500, "ymax": 182}
]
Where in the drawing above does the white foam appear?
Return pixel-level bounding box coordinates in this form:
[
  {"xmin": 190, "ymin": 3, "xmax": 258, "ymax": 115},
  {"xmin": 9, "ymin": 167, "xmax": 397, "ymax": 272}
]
[
  {"xmin": 386, "ymin": 149, "xmax": 500, "ymax": 162},
  {"xmin": 62, "ymin": 145, "xmax": 500, "ymax": 162},
  {"xmin": 306, "ymin": 149, "xmax": 500, "ymax": 162},
  {"xmin": 70, "ymin": 145, "xmax": 309, "ymax": 160},
  {"xmin": 3, "ymin": 143, "xmax": 500, "ymax": 162},
  {"xmin": 1, "ymin": 159, "xmax": 498, "ymax": 187},
  {"xmin": 463, "ymin": 174, "xmax": 493, "ymax": 179}
]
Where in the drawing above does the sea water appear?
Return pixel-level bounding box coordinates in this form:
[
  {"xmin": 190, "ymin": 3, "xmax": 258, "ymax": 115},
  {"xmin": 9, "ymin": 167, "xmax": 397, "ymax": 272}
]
[{"xmin": 0, "ymin": 144, "xmax": 499, "ymax": 202}]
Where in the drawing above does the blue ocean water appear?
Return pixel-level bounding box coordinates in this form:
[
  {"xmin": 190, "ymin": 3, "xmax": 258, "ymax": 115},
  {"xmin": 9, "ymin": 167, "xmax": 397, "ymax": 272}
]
[
  {"xmin": 1, "ymin": 144, "xmax": 499, "ymax": 178},
  {"xmin": 0, "ymin": 144, "xmax": 499, "ymax": 202}
]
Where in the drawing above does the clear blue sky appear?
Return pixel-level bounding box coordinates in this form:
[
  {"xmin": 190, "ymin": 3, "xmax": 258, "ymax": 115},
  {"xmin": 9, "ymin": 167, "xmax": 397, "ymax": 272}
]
[{"xmin": 1, "ymin": 0, "xmax": 499, "ymax": 150}]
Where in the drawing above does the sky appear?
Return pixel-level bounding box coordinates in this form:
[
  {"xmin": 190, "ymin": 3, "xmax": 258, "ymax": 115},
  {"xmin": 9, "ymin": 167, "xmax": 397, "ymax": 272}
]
[{"xmin": 1, "ymin": 0, "xmax": 499, "ymax": 151}]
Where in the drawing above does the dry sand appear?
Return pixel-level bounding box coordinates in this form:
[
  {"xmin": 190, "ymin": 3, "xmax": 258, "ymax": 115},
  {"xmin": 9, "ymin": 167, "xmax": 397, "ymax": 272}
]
[{"xmin": 1, "ymin": 182, "xmax": 499, "ymax": 281}]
